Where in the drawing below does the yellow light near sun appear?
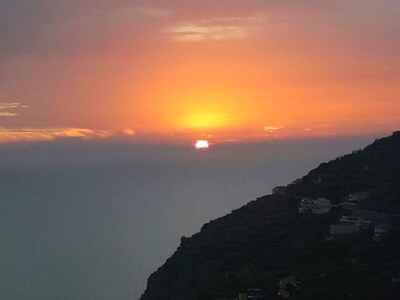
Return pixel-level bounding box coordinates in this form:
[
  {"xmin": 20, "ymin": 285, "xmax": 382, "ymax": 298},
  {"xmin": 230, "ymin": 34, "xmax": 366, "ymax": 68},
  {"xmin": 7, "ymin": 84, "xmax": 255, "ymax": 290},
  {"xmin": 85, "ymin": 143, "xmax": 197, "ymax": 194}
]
[
  {"xmin": 182, "ymin": 113, "xmax": 230, "ymax": 129},
  {"xmin": 167, "ymin": 91, "xmax": 250, "ymax": 131},
  {"xmin": 127, "ymin": 59, "xmax": 269, "ymax": 137}
]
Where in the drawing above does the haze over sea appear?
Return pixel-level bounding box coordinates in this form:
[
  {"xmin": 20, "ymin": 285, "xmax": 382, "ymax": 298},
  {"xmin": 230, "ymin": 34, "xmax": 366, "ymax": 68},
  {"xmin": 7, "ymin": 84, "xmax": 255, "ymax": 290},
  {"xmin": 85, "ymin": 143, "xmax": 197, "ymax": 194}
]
[{"xmin": 0, "ymin": 135, "xmax": 377, "ymax": 299}]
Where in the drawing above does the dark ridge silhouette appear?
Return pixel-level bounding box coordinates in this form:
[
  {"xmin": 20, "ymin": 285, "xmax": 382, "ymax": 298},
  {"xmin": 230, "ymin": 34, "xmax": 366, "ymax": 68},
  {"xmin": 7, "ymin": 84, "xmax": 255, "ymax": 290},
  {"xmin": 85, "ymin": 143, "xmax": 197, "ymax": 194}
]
[{"xmin": 140, "ymin": 132, "xmax": 400, "ymax": 300}]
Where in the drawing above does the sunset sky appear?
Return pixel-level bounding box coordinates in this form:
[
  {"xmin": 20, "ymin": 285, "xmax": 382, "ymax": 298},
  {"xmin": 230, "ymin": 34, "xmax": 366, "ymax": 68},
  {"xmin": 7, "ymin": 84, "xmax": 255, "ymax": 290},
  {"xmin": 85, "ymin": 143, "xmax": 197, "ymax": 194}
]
[
  {"xmin": 2, "ymin": 2, "xmax": 400, "ymax": 299},
  {"xmin": 1, "ymin": 0, "xmax": 400, "ymax": 143}
]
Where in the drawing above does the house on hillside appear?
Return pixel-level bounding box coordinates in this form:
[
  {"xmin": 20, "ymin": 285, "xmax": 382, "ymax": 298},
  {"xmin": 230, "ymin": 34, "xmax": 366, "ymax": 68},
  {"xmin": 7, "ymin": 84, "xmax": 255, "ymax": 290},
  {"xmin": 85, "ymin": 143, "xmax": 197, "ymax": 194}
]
[
  {"xmin": 299, "ymin": 198, "xmax": 332, "ymax": 214},
  {"xmin": 330, "ymin": 215, "xmax": 371, "ymax": 235},
  {"xmin": 340, "ymin": 192, "xmax": 370, "ymax": 209},
  {"xmin": 372, "ymin": 223, "xmax": 392, "ymax": 242},
  {"xmin": 348, "ymin": 191, "xmax": 370, "ymax": 203},
  {"xmin": 340, "ymin": 215, "xmax": 370, "ymax": 227}
]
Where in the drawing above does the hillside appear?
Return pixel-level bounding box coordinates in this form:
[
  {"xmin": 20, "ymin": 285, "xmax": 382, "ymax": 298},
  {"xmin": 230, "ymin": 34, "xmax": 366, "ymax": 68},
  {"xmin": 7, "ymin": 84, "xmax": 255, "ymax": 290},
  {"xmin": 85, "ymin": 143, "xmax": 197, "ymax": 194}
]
[{"xmin": 140, "ymin": 132, "xmax": 400, "ymax": 300}]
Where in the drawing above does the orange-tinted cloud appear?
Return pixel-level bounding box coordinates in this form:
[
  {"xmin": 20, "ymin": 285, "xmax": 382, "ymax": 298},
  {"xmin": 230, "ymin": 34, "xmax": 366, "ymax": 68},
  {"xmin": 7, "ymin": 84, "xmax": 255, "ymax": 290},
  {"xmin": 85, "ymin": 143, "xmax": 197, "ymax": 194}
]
[{"xmin": 0, "ymin": 128, "xmax": 112, "ymax": 143}]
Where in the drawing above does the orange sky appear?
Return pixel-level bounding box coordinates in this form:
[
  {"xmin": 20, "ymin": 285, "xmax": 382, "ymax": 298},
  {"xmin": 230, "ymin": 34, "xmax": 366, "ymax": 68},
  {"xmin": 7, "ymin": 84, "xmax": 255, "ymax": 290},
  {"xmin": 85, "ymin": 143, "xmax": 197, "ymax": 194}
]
[{"xmin": 0, "ymin": 1, "xmax": 399, "ymax": 143}]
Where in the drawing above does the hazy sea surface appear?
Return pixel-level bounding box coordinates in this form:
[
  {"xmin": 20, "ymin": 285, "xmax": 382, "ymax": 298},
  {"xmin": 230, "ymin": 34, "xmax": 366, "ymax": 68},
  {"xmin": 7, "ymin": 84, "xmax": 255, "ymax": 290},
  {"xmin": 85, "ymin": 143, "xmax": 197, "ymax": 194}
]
[{"xmin": 0, "ymin": 136, "xmax": 375, "ymax": 299}]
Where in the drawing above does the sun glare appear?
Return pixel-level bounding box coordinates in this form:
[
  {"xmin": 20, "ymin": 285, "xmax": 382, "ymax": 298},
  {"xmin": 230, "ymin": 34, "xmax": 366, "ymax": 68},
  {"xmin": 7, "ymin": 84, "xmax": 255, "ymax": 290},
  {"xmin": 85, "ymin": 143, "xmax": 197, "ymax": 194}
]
[
  {"xmin": 195, "ymin": 140, "xmax": 209, "ymax": 149},
  {"xmin": 184, "ymin": 113, "xmax": 230, "ymax": 129}
]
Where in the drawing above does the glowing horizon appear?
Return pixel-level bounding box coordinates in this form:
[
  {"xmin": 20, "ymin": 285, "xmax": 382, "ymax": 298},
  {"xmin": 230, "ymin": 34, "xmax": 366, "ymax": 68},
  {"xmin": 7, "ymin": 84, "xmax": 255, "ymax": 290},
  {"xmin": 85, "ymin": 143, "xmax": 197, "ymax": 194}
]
[{"xmin": 0, "ymin": 1, "xmax": 399, "ymax": 144}]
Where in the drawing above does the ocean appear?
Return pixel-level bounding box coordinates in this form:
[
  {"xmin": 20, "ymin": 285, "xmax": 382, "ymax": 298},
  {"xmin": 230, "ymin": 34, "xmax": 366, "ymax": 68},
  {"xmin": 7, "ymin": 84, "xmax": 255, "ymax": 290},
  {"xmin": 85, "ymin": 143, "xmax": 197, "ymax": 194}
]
[{"xmin": 0, "ymin": 135, "xmax": 374, "ymax": 299}]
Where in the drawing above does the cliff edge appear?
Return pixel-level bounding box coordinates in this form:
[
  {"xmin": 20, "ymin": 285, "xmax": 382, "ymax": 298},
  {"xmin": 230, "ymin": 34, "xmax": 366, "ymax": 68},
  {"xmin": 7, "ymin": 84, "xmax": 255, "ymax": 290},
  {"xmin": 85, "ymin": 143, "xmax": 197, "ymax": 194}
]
[{"xmin": 140, "ymin": 132, "xmax": 400, "ymax": 299}]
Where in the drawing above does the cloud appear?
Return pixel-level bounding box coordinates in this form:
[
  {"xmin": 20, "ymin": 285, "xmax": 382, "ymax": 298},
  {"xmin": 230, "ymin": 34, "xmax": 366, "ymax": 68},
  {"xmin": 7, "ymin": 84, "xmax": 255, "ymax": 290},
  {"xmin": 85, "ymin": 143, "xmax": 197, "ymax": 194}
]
[
  {"xmin": 0, "ymin": 127, "xmax": 112, "ymax": 143},
  {"xmin": 166, "ymin": 15, "xmax": 265, "ymax": 42},
  {"xmin": 264, "ymin": 125, "xmax": 283, "ymax": 133},
  {"xmin": 0, "ymin": 112, "xmax": 18, "ymax": 117},
  {"xmin": 121, "ymin": 128, "xmax": 135, "ymax": 136},
  {"xmin": 168, "ymin": 25, "xmax": 248, "ymax": 42},
  {"xmin": 0, "ymin": 102, "xmax": 26, "ymax": 117}
]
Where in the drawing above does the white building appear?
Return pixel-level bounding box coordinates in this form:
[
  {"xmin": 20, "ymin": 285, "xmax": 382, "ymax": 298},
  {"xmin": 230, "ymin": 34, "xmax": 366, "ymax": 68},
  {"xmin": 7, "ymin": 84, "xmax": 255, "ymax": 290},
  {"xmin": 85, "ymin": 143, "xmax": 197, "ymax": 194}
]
[
  {"xmin": 348, "ymin": 191, "xmax": 369, "ymax": 203},
  {"xmin": 299, "ymin": 198, "xmax": 332, "ymax": 214},
  {"xmin": 339, "ymin": 215, "xmax": 370, "ymax": 227}
]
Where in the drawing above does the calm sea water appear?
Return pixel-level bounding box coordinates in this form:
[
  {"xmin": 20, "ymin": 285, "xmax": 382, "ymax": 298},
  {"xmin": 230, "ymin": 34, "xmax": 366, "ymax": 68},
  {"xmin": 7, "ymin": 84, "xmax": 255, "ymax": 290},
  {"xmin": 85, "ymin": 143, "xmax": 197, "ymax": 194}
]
[{"xmin": 0, "ymin": 136, "xmax": 374, "ymax": 299}]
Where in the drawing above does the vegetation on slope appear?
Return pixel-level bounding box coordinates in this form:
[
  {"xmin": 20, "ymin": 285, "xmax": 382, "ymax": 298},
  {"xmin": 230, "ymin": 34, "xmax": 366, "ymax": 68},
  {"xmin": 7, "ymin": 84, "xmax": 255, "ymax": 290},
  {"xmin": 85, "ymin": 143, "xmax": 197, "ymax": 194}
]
[{"xmin": 140, "ymin": 132, "xmax": 400, "ymax": 299}]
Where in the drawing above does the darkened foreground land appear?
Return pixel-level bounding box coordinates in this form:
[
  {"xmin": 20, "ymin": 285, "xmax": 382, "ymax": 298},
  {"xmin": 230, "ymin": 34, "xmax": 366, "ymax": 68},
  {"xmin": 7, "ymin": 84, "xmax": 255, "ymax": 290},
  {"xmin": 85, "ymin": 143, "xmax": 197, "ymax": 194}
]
[{"xmin": 141, "ymin": 132, "xmax": 400, "ymax": 300}]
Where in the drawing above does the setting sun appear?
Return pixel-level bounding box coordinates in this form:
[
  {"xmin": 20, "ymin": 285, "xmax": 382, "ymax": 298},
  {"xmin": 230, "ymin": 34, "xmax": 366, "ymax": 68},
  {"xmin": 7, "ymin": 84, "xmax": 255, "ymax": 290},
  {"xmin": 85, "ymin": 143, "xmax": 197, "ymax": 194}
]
[{"xmin": 195, "ymin": 140, "xmax": 210, "ymax": 150}]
